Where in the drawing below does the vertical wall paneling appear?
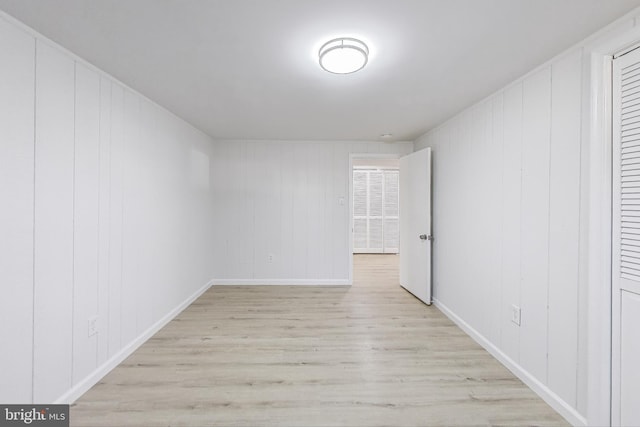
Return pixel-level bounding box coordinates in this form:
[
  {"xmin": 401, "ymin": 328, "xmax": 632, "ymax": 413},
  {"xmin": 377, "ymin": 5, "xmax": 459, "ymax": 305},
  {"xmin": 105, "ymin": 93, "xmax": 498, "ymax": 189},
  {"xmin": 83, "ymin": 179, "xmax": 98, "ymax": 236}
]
[
  {"xmin": 306, "ymin": 143, "xmax": 322, "ymax": 278},
  {"xmin": 211, "ymin": 141, "xmax": 232, "ymax": 277},
  {"xmin": 519, "ymin": 67, "xmax": 552, "ymax": 383},
  {"xmin": 151, "ymin": 110, "xmax": 174, "ymax": 316},
  {"xmin": 33, "ymin": 40, "xmax": 75, "ymax": 402},
  {"xmin": 241, "ymin": 142, "xmax": 256, "ymax": 277},
  {"xmin": 97, "ymin": 76, "xmax": 111, "ymax": 366},
  {"xmin": 120, "ymin": 89, "xmax": 140, "ymax": 344},
  {"xmin": 463, "ymin": 106, "xmax": 482, "ymax": 329},
  {"xmin": 313, "ymin": 144, "xmax": 330, "ymax": 277},
  {"xmin": 322, "ymin": 145, "xmax": 335, "ymax": 273},
  {"xmin": 1, "ymin": 14, "xmax": 218, "ymax": 404},
  {"xmin": 212, "ymin": 141, "xmax": 412, "ymax": 283},
  {"xmin": 547, "ymin": 51, "xmax": 582, "ymax": 406},
  {"xmin": 107, "ymin": 82, "xmax": 124, "ymax": 357},
  {"xmin": 225, "ymin": 142, "xmax": 243, "ymax": 278},
  {"xmin": 332, "ymin": 142, "xmax": 350, "ymax": 279},
  {"xmin": 413, "ymin": 42, "xmax": 590, "ymax": 422},
  {"xmin": 280, "ymin": 143, "xmax": 295, "ymax": 279},
  {"xmin": 0, "ymin": 17, "xmax": 35, "ymax": 403},
  {"xmin": 253, "ymin": 142, "xmax": 281, "ymax": 278},
  {"xmin": 486, "ymin": 94, "xmax": 505, "ymax": 346},
  {"xmin": 135, "ymin": 99, "xmax": 155, "ymax": 334},
  {"xmin": 501, "ymin": 82, "xmax": 524, "ymax": 363},
  {"xmin": 577, "ymin": 47, "xmax": 591, "ymax": 416},
  {"xmin": 292, "ymin": 143, "xmax": 308, "ymax": 279},
  {"xmin": 475, "ymin": 101, "xmax": 499, "ymax": 336},
  {"xmin": 72, "ymin": 62, "xmax": 101, "ymax": 384}
]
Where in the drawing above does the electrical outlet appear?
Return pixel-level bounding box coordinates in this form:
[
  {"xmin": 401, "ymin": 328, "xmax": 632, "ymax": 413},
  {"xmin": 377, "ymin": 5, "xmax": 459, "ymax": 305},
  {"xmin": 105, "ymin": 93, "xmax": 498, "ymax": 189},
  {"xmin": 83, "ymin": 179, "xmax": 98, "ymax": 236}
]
[
  {"xmin": 511, "ymin": 305, "xmax": 521, "ymax": 326},
  {"xmin": 267, "ymin": 254, "xmax": 274, "ymax": 263},
  {"xmin": 88, "ymin": 316, "xmax": 98, "ymax": 337}
]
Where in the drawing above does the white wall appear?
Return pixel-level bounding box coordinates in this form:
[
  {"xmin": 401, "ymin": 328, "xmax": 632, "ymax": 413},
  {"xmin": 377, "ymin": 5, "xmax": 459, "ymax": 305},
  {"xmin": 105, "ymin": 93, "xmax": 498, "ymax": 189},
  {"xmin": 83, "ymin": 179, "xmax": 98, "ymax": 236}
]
[
  {"xmin": 0, "ymin": 15, "xmax": 215, "ymax": 403},
  {"xmin": 0, "ymin": 9, "xmax": 410, "ymax": 404},
  {"xmin": 211, "ymin": 140, "xmax": 412, "ymax": 284},
  {"xmin": 414, "ymin": 14, "xmax": 640, "ymax": 425},
  {"xmin": 5, "ymin": 2, "xmax": 638, "ymax": 417},
  {"xmin": 416, "ymin": 55, "xmax": 584, "ymax": 423},
  {"xmin": 0, "ymin": 14, "xmax": 35, "ymax": 403}
]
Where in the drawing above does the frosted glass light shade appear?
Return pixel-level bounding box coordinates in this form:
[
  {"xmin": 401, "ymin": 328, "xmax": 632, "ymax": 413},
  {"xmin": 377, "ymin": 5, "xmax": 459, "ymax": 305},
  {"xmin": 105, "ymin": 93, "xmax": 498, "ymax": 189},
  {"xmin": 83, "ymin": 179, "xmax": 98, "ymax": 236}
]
[{"xmin": 319, "ymin": 38, "xmax": 369, "ymax": 74}]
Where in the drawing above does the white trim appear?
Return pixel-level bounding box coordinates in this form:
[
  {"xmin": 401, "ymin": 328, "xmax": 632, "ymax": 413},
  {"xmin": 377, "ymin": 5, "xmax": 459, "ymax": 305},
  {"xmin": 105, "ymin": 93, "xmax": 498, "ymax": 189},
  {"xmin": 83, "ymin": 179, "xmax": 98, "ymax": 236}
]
[
  {"xmin": 353, "ymin": 166, "xmax": 400, "ymax": 171},
  {"xmin": 349, "ymin": 154, "xmax": 354, "ymax": 284},
  {"xmin": 583, "ymin": 22, "xmax": 640, "ymax": 427},
  {"xmin": 53, "ymin": 279, "xmax": 214, "ymax": 404},
  {"xmin": 433, "ymin": 299, "xmax": 587, "ymax": 427},
  {"xmin": 613, "ymin": 41, "xmax": 640, "ymax": 58},
  {"xmin": 213, "ymin": 279, "xmax": 350, "ymax": 286},
  {"xmin": 215, "ymin": 138, "xmax": 414, "ymax": 145}
]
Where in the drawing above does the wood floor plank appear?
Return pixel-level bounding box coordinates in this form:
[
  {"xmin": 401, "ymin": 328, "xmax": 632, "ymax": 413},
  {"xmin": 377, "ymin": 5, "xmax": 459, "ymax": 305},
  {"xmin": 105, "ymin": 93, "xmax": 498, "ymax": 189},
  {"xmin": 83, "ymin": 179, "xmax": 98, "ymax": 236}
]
[{"xmin": 70, "ymin": 255, "xmax": 568, "ymax": 426}]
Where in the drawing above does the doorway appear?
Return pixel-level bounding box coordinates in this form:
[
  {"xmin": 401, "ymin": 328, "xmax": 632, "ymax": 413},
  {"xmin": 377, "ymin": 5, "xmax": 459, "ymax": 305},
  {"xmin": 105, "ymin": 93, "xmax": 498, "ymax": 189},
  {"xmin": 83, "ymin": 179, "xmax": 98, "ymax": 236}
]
[
  {"xmin": 352, "ymin": 158, "xmax": 400, "ymax": 254},
  {"xmin": 349, "ymin": 150, "xmax": 432, "ymax": 306},
  {"xmin": 349, "ymin": 154, "xmax": 401, "ymax": 285}
]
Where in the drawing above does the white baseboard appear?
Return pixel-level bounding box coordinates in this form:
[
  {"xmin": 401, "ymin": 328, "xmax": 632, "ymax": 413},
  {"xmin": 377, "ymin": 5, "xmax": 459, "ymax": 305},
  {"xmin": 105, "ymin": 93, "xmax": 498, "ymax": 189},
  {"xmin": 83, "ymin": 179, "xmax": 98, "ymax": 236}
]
[
  {"xmin": 214, "ymin": 279, "xmax": 351, "ymax": 286},
  {"xmin": 433, "ymin": 298, "xmax": 587, "ymax": 427},
  {"xmin": 54, "ymin": 279, "xmax": 214, "ymax": 404}
]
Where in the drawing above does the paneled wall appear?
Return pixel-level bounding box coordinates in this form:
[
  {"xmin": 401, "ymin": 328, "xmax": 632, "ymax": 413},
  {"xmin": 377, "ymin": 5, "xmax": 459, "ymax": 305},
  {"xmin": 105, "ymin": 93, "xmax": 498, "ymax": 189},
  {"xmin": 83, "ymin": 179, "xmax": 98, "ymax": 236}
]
[
  {"xmin": 0, "ymin": 15, "xmax": 215, "ymax": 403},
  {"xmin": 211, "ymin": 141, "xmax": 413, "ymax": 284},
  {"xmin": 0, "ymin": 15, "xmax": 35, "ymax": 403},
  {"xmin": 415, "ymin": 50, "xmax": 585, "ymax": 418},
  {"xmin": 33, "ymin": 37, "xmax": 76, "ymax": 404}
]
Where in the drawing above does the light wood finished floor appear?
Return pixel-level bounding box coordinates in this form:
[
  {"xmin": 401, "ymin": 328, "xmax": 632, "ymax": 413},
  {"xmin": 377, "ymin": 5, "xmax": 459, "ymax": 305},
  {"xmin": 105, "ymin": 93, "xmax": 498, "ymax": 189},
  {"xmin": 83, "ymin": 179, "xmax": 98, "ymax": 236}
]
[{"xmin": 71, "ymin": 255, "xmax": 568, "ymax": 426}]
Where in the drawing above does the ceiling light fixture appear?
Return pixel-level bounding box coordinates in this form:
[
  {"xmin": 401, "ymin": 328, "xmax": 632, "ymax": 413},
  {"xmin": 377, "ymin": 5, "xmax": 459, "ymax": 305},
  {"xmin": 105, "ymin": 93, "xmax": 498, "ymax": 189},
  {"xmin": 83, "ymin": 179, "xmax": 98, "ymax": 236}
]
[{"xmin": 319, "ymin": 37, "xmax": 369, "ymax": 74}]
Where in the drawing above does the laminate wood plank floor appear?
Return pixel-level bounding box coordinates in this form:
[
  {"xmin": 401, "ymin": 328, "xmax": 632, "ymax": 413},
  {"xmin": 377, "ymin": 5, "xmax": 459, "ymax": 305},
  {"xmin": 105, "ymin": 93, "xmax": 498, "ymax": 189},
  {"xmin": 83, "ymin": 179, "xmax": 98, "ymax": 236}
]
[{"xmin": 71, "ymin": 255, "xmax": 568, "ymax": 426}]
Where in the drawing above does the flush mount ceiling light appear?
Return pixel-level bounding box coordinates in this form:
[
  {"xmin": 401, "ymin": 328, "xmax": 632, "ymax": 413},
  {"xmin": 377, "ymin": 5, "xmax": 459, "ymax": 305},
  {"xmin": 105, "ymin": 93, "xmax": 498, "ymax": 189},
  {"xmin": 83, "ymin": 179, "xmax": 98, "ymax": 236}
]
[{"xmin": 319, "ymin": 37, "xmax": 369, "ymax": 74}]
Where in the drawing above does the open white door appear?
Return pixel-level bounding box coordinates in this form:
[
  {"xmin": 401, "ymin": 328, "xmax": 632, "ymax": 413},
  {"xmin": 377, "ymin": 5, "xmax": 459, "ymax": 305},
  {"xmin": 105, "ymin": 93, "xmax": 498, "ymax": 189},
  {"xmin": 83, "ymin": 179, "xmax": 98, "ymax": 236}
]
[{"xmin": 399, "ymin": 148, "xmax": 432, "ymax": 305}]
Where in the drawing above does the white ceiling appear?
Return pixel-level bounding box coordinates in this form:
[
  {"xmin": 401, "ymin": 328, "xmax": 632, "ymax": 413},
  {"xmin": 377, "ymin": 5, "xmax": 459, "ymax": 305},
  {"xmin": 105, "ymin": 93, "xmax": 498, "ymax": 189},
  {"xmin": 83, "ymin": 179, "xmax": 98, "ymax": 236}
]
[{"xmin": 1, "ymin": 0, "xmax": 640, "ymax": 142}]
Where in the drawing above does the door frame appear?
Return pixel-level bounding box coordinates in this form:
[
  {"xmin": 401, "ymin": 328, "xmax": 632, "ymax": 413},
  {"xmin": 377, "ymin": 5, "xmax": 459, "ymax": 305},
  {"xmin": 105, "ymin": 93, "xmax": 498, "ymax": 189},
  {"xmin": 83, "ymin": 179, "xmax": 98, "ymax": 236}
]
[
  {"xmin": 348, "ymin": 153, "xmax": 401, "ymax": 284},
  {"xmin": 586, "ymin": 24, "xmax": 640, "ymax": 427}
]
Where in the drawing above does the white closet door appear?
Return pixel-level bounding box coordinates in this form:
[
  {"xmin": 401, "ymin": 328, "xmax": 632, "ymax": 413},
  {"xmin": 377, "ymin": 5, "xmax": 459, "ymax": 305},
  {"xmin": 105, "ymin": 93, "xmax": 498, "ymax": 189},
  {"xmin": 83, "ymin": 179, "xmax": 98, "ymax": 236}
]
[
  {"xmin": 384, "ymin": 170, "xmax": 400, "ymax": 253},
  {"xmin": 368, "ymin": 171, "xmax": 384, "ymax": 252},
  {"xmin": 353, "ymin": 170, "xmax": 368, "ymax": 252},
  {"xmin": 613, "ymin": 46, "xmax": 640, "ymax": 427},
  {"xmin": 353, "ymin": 168, "xmax": 400, "ymax": 254}
]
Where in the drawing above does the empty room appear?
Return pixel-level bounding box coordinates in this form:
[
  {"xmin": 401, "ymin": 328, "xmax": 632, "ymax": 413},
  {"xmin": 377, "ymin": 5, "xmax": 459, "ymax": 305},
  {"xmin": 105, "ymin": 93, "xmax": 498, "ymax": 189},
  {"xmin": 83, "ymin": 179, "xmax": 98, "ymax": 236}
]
[{"xmin": 2, "ymin": 1, "xmax": 640, "ymax": 426}]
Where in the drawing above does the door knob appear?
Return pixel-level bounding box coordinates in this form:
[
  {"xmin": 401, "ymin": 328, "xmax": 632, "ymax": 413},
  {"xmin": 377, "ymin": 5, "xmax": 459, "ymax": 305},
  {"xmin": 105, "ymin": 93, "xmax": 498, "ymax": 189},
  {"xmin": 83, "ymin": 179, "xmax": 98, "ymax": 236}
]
[{"xmin": 419, "ymin": 234, "xmax": 427, "ymax": 240}]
